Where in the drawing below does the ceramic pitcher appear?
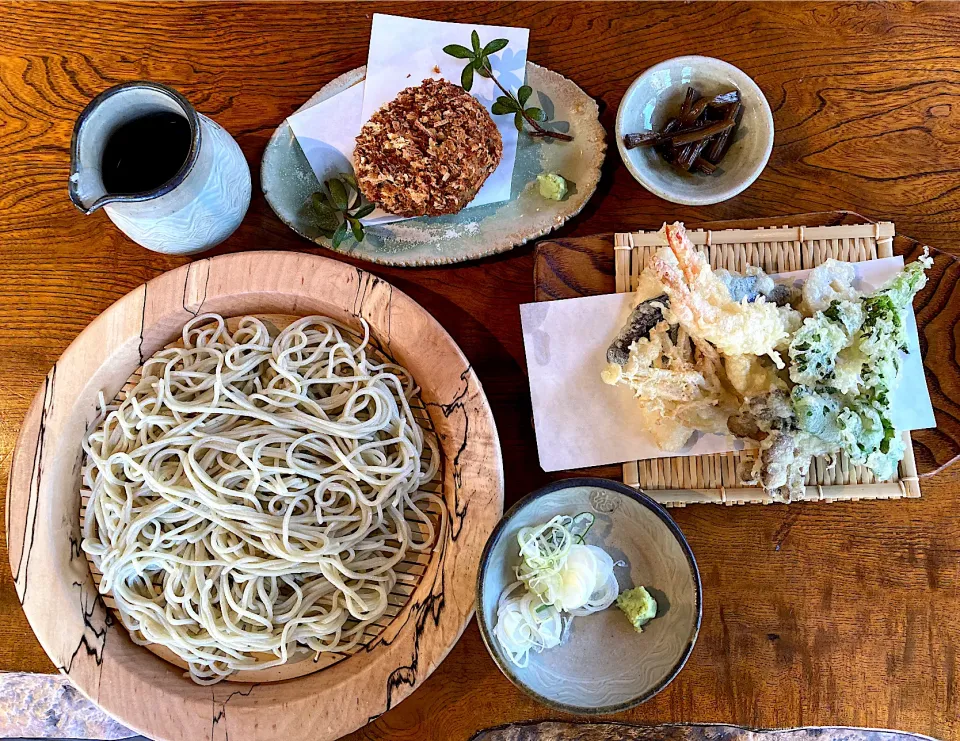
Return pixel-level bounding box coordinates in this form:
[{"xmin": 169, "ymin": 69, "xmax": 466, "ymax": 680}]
[{"xmin": 68, "ymin": 81, "xmax": 251, "ymax": 255}]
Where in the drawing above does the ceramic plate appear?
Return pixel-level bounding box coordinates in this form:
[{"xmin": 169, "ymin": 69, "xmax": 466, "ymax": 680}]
[
  {"xmin": 476, "ymin": 478, "xmax": 701, "ymax": 714},
  {"xmin": 261, "ymin": 64, "xmax": 605, "ymax": 266}
]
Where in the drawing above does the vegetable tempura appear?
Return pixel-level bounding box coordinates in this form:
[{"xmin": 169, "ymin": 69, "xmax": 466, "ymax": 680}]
[{"xmin": 603, "ymin": 222, "xmax": 790, "ymax": 452}]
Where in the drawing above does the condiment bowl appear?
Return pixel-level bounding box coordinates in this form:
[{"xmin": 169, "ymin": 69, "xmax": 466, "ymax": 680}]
[
  {"xmin": 616, "ymin": 55, "xmax": 774, "ymax": 206},
  {"xmin": 476, "ymin": 477, "xmax": 701, "ymax": 714}
]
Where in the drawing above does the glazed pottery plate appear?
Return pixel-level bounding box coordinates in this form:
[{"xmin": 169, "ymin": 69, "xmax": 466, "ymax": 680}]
[
  {"xmin": 476, "ymin": 478, "xmax": 701, "ymax": 714},
  {"xmin": 261, "ymin": 64, "xmax": 606, "ymax": 266}
]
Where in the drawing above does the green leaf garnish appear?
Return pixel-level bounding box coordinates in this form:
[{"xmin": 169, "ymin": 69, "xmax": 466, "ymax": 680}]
[
  {"xmin": 312, "ymin": 201, "xmax": 340, "ymax": 232},
  {"xmin": 524, "ymin": 106, "xmax": 546, "ymax": 122},
  {"xmin": 483, "ymin": 38, "xmax": 509, "ymax": 55},
  {"xmin": 443, "ymin": 43, "xmax": 472, "ymax": 59},
  {"xmin": 442, "ymin": 30, "xmax": 573, "ymax": 142},
  {"xmin": 327, "ymin": 178, "xmax": 348, "ymax": 210},
  {"xmin": 310, "ymin": 174, "xmax": 372, "ymax": 248},
  {"xmin": 331, "ymin": 221, "xmax": 348, "ymax": 249},
  {"xmin": 349, "ymin": 217, "xmax": 363, "ymax": 243},
  {"xmin": 353, "ymin": 202, "xmax": 376, "ymax": 219},
  {"xmin": 461, "ymin": 64, "xmax": 474, "ymax": 92}
]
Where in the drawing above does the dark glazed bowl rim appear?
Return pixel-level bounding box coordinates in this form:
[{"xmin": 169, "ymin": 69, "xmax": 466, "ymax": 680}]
[
  {"xmin": 68, "ymin": 80, "xmax": 202, "ymax": 214},
  {"xmin": 475, "ymin": 476, "xmax": 703, "ymax": 715}
]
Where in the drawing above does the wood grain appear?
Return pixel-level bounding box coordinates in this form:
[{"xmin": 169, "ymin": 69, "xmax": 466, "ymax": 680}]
[{"xmin": 4, "ymin": 2, "xmax": 960, "ymax": 740}]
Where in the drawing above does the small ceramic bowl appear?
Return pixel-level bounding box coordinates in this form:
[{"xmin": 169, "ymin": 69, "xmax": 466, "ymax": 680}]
[
  {"xmin": 476, "ymin": 478, "xmax": 701, "ymax": 714},
  {"xmin": 615, "ymin": 55, "xmax": 774, "ymax": 206}
]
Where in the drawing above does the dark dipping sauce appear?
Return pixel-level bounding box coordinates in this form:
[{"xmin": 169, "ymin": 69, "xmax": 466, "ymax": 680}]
[{"xmin": 101, "ymin": 111, "xmax": 192, "ymax": 194}]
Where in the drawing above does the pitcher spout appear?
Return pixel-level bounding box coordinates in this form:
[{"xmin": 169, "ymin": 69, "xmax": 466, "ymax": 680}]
[{"xmin": 68, "ymin": 166, "xmax": 108, "ymax": 214}]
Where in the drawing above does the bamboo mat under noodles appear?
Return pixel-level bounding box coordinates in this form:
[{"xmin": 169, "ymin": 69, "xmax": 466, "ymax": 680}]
[{"xmin": 613, "ymin": 221, "xmax": 921, "ymax": 506}]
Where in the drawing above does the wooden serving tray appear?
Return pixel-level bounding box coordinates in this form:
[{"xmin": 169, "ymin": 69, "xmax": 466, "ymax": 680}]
[{"xmin": 533, "ymin": 211, "xmax": 960, "ymax": 484}]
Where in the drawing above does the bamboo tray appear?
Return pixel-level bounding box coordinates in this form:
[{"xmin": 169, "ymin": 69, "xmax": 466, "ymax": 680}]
[{"xmin": 533, "ymin": 211, "xmax": 960, "ymax": 507}]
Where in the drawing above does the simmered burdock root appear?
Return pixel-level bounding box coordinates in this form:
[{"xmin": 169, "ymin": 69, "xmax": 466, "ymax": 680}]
[
  {"xmin": 354, "ymin": 78, "xmax": 503, "ymax": 217},
  {"xmin": 623, "ymin": 87, "xmax": 742, "ymax": 174}
]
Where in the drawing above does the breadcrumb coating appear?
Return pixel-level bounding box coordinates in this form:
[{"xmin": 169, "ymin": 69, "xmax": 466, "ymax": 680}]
[{"xmin": 354, "ymin": 78, "xmax": 503, "ymax": 217}]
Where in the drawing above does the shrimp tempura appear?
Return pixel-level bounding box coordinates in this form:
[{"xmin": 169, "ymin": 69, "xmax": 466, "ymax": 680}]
[{"xmin": 652, "ymin": 223, "xmax": 790, "ymax": 365}]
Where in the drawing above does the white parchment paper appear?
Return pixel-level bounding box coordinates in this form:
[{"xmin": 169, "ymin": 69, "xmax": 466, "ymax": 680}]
[{"xmin": 521, "ymin": 256, "xmax": 936, "ymax": 472}]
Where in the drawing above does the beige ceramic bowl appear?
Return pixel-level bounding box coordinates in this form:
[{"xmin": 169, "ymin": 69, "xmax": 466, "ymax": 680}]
[
  {"xmin": 476, "ymin": 478, "xmax": 701, "ymax": 714},
  {"xmin": 616, "ymin": 55, "xmax": 774, "ymax": 206}
]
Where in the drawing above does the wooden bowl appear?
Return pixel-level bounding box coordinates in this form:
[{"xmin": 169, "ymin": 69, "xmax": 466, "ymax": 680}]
[{"xmin": 6, "ymin": 251, "xmax": 504, "ymax": 741}]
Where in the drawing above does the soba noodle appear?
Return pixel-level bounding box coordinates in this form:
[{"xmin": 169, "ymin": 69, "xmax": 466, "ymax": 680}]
[{"xmin": 81, "ymin": 314, "xmax": 441, "ymax": 684}]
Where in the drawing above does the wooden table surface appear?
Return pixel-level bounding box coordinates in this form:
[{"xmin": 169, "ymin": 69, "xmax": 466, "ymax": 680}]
[{"xmin": 3, "ymin": 1, "xmax": 960, "ymax": 739}]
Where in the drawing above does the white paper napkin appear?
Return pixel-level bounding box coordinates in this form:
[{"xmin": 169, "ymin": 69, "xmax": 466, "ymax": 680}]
[
  {"xmin": 521, "ymin": 256, "xmax": 937, "ymax": 473},
  {"xmin": 286, "ymin": 14, "xmax": 529, "ymax": 224}
]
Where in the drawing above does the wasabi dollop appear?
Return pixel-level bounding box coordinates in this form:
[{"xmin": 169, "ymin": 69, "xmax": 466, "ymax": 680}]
[
  {"xmin": 616, "ymin": 585, "xmax": 658, "ymax": 633},
  {"xmin": 537, "ymin": 173, "xmax": 568, "ymax": 201}
]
